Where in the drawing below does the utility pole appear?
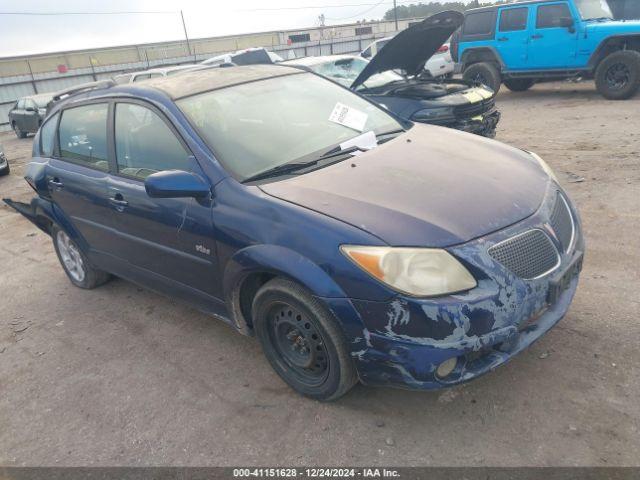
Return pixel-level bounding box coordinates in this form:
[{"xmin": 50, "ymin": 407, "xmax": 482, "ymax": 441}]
[
  {"xmin": 393, "ymin": 0, "xmax": 398, "ymax": 31},
  {"xmin": 180, "ymin": 10, "xmax": 195, "ymax": 62}
]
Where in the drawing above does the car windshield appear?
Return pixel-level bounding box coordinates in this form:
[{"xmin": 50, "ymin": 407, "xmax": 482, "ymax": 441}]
[
  {"xmin": 575, "ymin": 0, "xmax": 613, "ymax": 20},
  {"xmin": 177, "ymin": 72, "xmax": 403, "ymax": 182},
  {"xmin": 312, "ymin": 57, "xmax": 404, "ymax": 90}
]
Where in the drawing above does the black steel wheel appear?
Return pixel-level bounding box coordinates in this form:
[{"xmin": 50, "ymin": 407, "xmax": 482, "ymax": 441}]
[
  {"xmin": 267, "ymin": 302, "xmax": 329, "ymax": 387},
  {"xmin": 253, "ymin": 278, "xmax": 357, "ymax": 401},
  {"xmin": 595, "ymin": 50, "xmax": 640, "ymax": 100}
]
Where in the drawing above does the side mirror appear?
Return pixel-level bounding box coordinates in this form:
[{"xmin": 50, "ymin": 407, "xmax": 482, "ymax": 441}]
[
  {"xmin": 559, "ymin": 17, "xmax": 575, "ymax": 32},
  {"xmin": 144, "ymin": 170, "xmax": 210, "ymax": 199}
]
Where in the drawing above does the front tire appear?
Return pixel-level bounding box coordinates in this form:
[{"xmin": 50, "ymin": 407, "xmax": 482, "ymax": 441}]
[
  {"xmin": 463, "ymin": 62, "xmax": 502, "ymax": 93},
  {"xmin": 0, "ymin": 163, "xmax": 9, "ymax": 176},
  {"xmin": 51, "ymin": 225, "xmax": 111, "ymax": 289},
  {"xmin": 252, "ymin": 278, "xmax": 357, "ymax": 401},
  {"xmin": 504, "ymin": 78, "xmax": 535, "ymax": 92},
  {"xmin": 595, "ymin": 50, "xmax": 640, "ymax": 100}
]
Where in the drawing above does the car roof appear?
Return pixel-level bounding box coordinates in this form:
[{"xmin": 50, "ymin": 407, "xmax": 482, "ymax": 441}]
[
  {"xmin": 465, "ymin": 0, "xmax": 555, "ymax": 14},
  {"xmin": 283, "ymin": 54, "xmax": 359, "ymax": 67},
  {"xmin": 22, "ymin": 93, "xmax": 53, "ymax": 102},
  {"xmin": 141, "ymin": 64, "xmax": 303, "ymax": 100}
]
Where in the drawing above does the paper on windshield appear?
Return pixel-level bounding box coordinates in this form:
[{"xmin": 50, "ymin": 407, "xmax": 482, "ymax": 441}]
[
  {"xmin": 339, "ymin": 130, "xmax": 377, "ymax": 154},
  {"xmin": 328, "ymin": 102, "xmax": 368, "ymax": 132}
]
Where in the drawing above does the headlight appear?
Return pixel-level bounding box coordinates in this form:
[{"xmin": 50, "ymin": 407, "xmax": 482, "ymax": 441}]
[
  {"xmin": 527, "ymin": 151, "xmax": 558, "ymax": 183},
  {"xmin": 341, "ymin": 245, "xmax": 477, "ymax": 297},
  {"xmin": 411, "ymin": 107, "xmax": 453, "ymax": 122}
]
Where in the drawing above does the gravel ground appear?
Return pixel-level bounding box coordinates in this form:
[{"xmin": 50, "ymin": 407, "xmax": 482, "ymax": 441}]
[{"xmin": 0, "ymin": 80, "xmax": 638, "ymax": 466}]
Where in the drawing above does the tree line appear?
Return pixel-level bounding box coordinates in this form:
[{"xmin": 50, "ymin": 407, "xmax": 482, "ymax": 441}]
[{"xmin": 382, "ymin": 1, "xmax": 516, "ymax": 21}]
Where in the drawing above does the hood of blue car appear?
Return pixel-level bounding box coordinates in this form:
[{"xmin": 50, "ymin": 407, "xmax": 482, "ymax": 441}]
[
  {"xmin": 352, "ymin": 10, "xmax": 464, "ymax": 89},
  {"xmin": 260, "ymin": 125, "xmax": 549, "ymax": 247}
]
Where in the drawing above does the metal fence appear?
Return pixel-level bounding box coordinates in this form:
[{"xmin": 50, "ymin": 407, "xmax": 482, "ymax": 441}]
[{"xmin": 0, "ymin": 19, "xmax": 415, "ymax": 132}]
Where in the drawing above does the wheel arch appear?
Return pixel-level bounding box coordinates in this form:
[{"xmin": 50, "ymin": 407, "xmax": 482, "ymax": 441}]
[
  {"xmin": 461, "ymin": 47, "xmax": 504, "ymax": 71},
  {"xmin": 223, "ymin": 244, "xmax": 350, "ymax": 335},
  {"xmin": 588, "ymin": 35, "xmax": 640, "ymax": 70}
]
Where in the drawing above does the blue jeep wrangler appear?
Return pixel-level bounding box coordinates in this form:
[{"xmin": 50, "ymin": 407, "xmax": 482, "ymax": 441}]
[{"xmin": 452, "ymin": 0, "xmax": 640, "ymax": 99}]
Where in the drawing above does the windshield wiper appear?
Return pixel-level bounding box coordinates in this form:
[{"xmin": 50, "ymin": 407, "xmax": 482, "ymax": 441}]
[{"xmin": 243, "ymin": 145, "xmax": 366, "ymax": 183}]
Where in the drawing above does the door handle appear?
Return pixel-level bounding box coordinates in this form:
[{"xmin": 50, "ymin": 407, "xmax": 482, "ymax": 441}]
[
  {"xmin": 531, "ymin": 34, "xmax": 544, "ymax": 39},
  {"xmin": 109, "ymin": 195, "xmax": 129, "ymax": 211},
  {"xmin": 48, "ymin": 178, "xmax": 64, "ymax": 189},
  {"xmin": 497, "ymin": 37, "xmax": 509, "ymax": 42}
]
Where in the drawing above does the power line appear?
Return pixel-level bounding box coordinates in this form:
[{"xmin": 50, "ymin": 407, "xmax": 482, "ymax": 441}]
[{"xmin": 325, "ymin": 0, "xmax": 387, "ymax": 20}]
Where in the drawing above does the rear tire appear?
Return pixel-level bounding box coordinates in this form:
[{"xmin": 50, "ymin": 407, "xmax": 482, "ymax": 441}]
[
  {"xmin": 13, "ymin": 123, "xmax": 27, "ymax": 139},
  {"xmin": 252, "ymin": 278, "xmax": 357, "ymax": 401},
  {"xmin": 463, "ymin": 62, "xmax": 502, "ymax": 94},
  {"xmin": 504, "ymin": 78, "xmax": 535, "ymax": 92},
  {"xmin": 595, "ymin": 50, "xmax": 640, "ymax": 100},
  {"xmin": 0, "ymin": 163, "xmax": 9, "ymax": 176},
  {"xmin": 51, "ymin": 225, "xmax": 111, "ymax": 289}
]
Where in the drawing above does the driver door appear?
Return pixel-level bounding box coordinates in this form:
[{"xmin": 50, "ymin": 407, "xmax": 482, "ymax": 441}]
[
  {"xmin": 105, "ymin": 100, "xmax": 221, "ymax": 298},
  {"xmin": 528, "ymin": 2, "xmax": 579, "ymax": 68}
]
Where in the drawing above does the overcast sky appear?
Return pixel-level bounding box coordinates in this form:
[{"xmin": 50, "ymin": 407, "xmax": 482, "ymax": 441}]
[{"xmin": 0, "ymin": 0, "xmax": 473, "ymax": 58}]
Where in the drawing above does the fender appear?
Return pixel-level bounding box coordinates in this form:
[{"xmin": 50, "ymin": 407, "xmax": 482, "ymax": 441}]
[
  {"xmin": 2, "ymin": 196, "xmax": 87, "ymax": 252},
  {"xmin": 223, "ymin": 244, "xmax": 356, "ymax": 335},
  {"xmin": 460, "ymin": 46, "xmax": 505, "ymax": 70},
  {"xmin": 587, "ymin": 34, "xmax": 640, "ymax": 69}
]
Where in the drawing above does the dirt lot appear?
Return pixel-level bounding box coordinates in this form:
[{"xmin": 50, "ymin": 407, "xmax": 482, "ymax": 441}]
[{"xmin": 0, "ymin": 81, "xmax": 638, "ymax": 467}]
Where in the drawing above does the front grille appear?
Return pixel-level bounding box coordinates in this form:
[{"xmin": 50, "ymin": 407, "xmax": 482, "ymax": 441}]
[
  {"xmin": 454, "ymin": 98, "xmax": 495, "ymax": 119},
  {"xmin": 488, "ymin": 229, "xmax": 559, "ymax": 279},
  {"xmin": 550, "ymin": 192, "xmax": 574, "ymax": 252}
]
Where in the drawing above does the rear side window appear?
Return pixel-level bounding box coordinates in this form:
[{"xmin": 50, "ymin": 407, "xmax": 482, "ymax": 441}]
[
  {"xmin": 114, "ymin": 103, "xmax": 190, "ymax": 180},
  {"xmin": 464, "ymin": 11, "xmax": 496, "ymax": 35},
  {"xmin": 500, "ymin": 8, "xmax": 529, "ymax": 31},
  {"xmin": 132, "ymin": 74, "xmax": 150, "ymax": 82},
  {"xmin": 40, "ymin": 113, "xmax": 59, "ymax": 157},
  {"xmin": 537, "ymin": 4, "xmax": 572, "ymax": 28},
  {"xmin": 58, "ymin": 104, "xmax": 109, "ymax": 171}
]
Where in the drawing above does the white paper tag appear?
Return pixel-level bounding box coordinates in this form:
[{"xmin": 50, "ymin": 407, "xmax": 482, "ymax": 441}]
[
  {"xmin": 339, "ymin": 131, "xmax": 378, "ymax": 154},
  {"xmin": 328, "ymin": 102, "xmax": 368, "ymax": 132}
]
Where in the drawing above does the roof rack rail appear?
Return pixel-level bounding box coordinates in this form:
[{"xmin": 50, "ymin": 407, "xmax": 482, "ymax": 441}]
[{"xmin": 51, "ymin": 79, "xmax": 116, "ymax": 102}]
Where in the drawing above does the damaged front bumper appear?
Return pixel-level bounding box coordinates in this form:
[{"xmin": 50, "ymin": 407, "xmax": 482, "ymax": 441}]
[
  {"xmin": 455, "ymin": 108, "xmax": 501, "ymax": 138},
  {"xmin": 325, "ymin": 184, "xmax": 584, "ymax": 391}
]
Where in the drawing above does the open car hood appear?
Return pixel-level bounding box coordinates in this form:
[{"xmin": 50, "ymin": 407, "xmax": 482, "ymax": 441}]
[{"xmin": 351, "ymin": 10, "xmax": 463, "ymax": 89}]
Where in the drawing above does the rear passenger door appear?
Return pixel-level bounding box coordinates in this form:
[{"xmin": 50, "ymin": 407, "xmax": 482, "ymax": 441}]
[
  {"xmin": 529, "ymin": 2, "xmax": 578, "ymax": 68},
  {"xmin": 47, "ymin": 102, "xmax": 117, "ymax": 256},
  {"xmin": 496, "ymin": 6, "xmax": 531, "ymax": 69},
  {"xmin": 106, "ymin": 100, "xmax": 220, "ymax": 298}
]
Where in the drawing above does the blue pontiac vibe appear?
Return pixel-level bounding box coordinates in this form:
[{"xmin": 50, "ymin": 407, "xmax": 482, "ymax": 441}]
[{"xmin": 6, "ymin": 65, "xmax": 584, "ymax": 400}]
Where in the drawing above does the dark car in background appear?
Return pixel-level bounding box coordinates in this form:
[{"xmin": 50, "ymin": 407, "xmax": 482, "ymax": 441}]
[
  {"xmin": 8, "ymin": 94, "xmax": 53, "ymax": 138},
  {"xmin": 0, "ymin": 142, "xmax": 8, "ymax": 176},
  {"xmin": 286, "ymin": 11, "xmax": 500, "ymax": 137},
  {"xmin": 6, "ymin": 65, "xmax": 582, "ymax": 401}
]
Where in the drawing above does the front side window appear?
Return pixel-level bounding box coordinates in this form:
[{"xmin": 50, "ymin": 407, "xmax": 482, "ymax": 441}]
[
  {"xmin": 464, "ymin": 11, "xmax": 495, "ymax": 35},
  {"xmin": 537, "ymin": 4, "xmax": 572, "ymax": 28},
  {"xmin": 133, "ymin": 74, "xmax": 150, "ymax": 82},
  {"xmin": 178, "ymin": 72, "xmax": 402, "ymax": 182},
  {"xmin": 40, "ymin": 113, "xmax": 59, "ymax": 157},
  {"xmin": 58, "ymin": 103, "xmax": 109, "ymax": 171},
  {"xmin": 574, "ymin": 0, "xmax": 613, "ymax": 20},
  {"xmin": 115, "ymin": 103, "xmax": 191, "ymax": 180},
  {"xmin": 500, "ymin": 8, "xmax": 529, "ymax": 31}
]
